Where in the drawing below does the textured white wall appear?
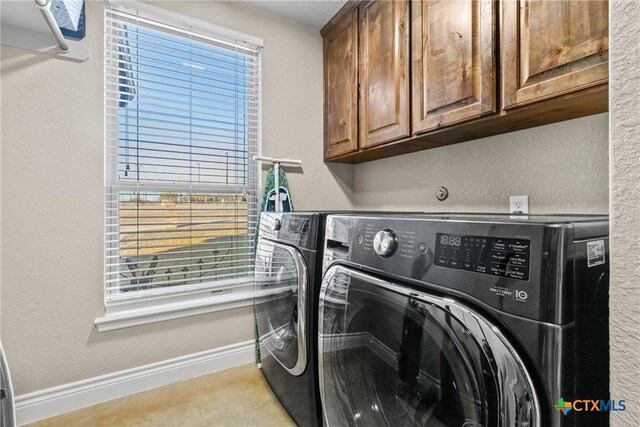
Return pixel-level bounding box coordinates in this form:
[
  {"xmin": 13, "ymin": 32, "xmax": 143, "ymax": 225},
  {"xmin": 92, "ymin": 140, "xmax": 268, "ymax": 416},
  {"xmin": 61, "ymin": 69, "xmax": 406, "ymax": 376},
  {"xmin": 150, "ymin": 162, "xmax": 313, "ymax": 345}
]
[
  {"xmin": 353, "ymin": 114, "xmax": 609, "ymax": 214},
  {"xmin": 609, "ymin": 0, "xmax": 640, "ymax": 425},
  {"xmin": 0, "ymin": 1, "xmax": 350, "ymax": 395}
]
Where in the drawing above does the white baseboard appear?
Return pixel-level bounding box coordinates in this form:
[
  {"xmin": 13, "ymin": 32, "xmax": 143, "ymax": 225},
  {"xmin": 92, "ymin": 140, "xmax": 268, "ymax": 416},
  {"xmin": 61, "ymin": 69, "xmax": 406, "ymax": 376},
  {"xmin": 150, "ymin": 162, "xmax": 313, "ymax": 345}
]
[{"xmin": 15, "ymin": 340, "xmax": 256, "ymax": 425}]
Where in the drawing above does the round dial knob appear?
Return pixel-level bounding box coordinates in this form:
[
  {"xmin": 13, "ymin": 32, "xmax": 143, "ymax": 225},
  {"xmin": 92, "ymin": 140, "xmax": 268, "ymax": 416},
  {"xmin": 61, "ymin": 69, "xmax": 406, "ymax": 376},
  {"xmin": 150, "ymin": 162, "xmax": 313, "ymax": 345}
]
[{"xmin": 373, "ymin": 229, "xmax": 397, "ymax": 257}]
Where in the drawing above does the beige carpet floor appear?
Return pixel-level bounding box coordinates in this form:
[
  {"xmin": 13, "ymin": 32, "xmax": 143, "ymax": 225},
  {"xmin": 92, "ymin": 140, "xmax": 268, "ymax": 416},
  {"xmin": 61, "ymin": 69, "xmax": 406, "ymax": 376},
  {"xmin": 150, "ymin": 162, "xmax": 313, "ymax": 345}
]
[{"xmin": 27, "ymin": 364, "xmax": 295, "ymax": 427}]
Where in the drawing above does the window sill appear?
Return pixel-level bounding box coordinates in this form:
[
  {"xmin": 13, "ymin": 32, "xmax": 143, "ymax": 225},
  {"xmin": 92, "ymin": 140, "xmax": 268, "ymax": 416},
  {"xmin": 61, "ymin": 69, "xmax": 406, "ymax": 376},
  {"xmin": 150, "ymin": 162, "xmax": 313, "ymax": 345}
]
[{"xmin": 94, "ymin": 292, "xmax": 254, "ymax": 332}]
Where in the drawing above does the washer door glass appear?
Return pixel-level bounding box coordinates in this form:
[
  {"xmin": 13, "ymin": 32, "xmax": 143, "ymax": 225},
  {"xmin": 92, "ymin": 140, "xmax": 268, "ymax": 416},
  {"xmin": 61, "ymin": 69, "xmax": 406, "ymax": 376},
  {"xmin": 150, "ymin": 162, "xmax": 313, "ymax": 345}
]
[
  {"xmin": 255, "ymin": 239, "xmax": 308, "ymax": 375},
  {"xmin": 319, "ymin": 265, "xmax": 540, "ymax": 427}
]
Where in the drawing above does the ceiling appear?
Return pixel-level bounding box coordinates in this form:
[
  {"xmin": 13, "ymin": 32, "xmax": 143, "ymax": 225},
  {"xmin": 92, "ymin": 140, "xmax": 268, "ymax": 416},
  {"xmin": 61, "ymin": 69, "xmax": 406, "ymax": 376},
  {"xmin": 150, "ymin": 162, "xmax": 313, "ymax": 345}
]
[
  {"xmin": 0, "ymin": 1, "xmax": 348, "ymax": 36},
  {"xmin": 240, "ymin": 0, "xmax": 347, "ymax": 30}
]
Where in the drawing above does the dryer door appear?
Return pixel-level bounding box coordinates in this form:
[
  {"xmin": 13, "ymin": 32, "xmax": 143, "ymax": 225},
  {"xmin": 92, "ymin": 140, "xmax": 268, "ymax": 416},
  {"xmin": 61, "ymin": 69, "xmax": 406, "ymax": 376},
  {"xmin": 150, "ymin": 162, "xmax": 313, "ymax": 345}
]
[
  {"xmin": 319, "ymin": 265, "xmax": 541, "ymax": 427},
  {"xmin": 255, "ymin": 238, "xmax": 308, "ymax": 376}
]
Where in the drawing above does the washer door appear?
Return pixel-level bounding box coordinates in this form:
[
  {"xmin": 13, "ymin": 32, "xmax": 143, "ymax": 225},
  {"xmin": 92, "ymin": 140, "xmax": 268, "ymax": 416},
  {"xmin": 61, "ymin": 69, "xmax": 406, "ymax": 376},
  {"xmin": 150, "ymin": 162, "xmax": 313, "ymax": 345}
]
[
  {"xmin": 319, "ymin": 265, "xmax": 541, "ymax": 427},
  {"xmin": 255, "ymin": 238, "xmax": 308, "ymax": 376}
]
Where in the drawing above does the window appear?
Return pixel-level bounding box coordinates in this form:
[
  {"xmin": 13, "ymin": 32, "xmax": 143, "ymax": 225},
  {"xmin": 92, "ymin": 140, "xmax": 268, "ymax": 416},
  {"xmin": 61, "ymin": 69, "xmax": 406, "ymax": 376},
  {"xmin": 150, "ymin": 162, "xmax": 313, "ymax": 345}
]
[{"xmin": 103, "ymin": 4, "xmax": 261, "ymax": 321}]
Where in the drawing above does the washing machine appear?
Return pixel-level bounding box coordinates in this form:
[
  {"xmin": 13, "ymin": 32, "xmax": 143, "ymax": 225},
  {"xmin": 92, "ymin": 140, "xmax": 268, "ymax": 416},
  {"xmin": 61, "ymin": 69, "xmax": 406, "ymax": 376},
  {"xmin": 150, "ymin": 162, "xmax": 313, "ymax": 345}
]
[
  {"xmin": 319, "ymin": 213, "xmax": 609, "ymax": 427},
  {"xmin": 254, "ymin": 211, "xmax": 329, "ymax": 427}
]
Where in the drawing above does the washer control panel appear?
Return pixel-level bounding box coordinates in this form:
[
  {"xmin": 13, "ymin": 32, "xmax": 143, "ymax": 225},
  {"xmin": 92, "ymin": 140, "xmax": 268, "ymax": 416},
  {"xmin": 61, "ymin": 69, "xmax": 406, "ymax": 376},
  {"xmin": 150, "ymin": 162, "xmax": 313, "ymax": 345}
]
[
  {"xmin": 435, "ymin": 233, "xmax": 531, "ymax": 280},
  {"xmin": 322, "ymin": 213, "xmax": 597, "ymax": 323}
]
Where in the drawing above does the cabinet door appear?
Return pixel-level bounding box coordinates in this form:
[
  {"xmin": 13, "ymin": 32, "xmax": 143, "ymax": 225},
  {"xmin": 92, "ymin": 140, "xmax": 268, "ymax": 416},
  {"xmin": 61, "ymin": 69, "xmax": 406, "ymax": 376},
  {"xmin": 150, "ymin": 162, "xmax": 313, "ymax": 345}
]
[
  {"xmin": 501, "ymin": 0, "xmax": 608, "ymax": 109},
  {"xmin": 324, "ymin": 9, "xmax": 359, "ymax": 159},
  {"xmin": 359, "ymin": 0, "xmax": 410, "ymax": 149},
  {"xmin": 412, "ymin": 0, "xmax": 496, "ymax": 134}
]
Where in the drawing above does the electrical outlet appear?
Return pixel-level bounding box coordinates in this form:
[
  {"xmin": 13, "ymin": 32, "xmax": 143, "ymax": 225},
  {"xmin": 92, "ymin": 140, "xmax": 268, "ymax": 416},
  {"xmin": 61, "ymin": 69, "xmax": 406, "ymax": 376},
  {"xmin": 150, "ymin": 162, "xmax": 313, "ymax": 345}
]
[{"xmin": 510, "ymin": 195, "xmax": 529, "ymax": 214}]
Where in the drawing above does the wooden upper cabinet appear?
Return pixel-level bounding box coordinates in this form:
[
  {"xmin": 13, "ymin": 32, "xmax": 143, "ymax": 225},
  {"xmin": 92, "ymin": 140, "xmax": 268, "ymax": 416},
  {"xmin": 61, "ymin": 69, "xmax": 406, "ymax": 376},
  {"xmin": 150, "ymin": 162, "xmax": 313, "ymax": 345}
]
[
  {"xmin": 412, "ymin": 0, "xmax": 496, "ymax": 134},
  {"xmin": 359, "ymin": 0, "xmax": 410, "ymax": 149},
  {"xmin": 321, "ymin": 0, "xmax": 608, "ymax": 163},
  {"xmin": 323, "ymin": 8, "xmax": 359, "ymax": 159},
  {"xmin": 501, "ymin": 0, "xmax": 609, "ymax": 109}
]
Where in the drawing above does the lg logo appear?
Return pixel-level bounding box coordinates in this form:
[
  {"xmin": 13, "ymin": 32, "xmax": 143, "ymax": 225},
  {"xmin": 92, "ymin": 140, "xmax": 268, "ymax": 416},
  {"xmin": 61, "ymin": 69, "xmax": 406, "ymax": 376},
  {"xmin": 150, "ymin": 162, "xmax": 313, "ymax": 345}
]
[{"xmin": 515, "ymin": 290, "xmax": 528, "ymax": 301}]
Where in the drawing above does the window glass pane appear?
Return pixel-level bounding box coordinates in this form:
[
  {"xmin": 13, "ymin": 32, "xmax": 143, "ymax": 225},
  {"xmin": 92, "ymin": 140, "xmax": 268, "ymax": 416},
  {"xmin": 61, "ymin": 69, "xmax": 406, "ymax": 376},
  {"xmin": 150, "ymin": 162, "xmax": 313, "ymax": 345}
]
[
  {"xmin": 115, "ymin": 26, "xmax": 253, "ymax": 186},
  {"xmin": 107, "ymin": 191, "xmax": 254, "ymax": 293},
  {"xmin": 105, "ymin": 7, "xmax": 259, "ymax": 304}
]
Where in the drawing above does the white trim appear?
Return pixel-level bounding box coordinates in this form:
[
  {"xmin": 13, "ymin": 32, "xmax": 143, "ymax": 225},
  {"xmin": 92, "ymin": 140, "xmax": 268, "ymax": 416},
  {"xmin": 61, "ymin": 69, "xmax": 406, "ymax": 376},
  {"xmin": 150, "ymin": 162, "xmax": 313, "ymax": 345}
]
[
  {"xmin": 107, "ymin": 0, "xmax": 264, "ymax": 48},
  {"xmin": 95, "ymin": 291, "xmax": 254, "ymax": 332},
  {"xmin": 105, "ymin": 277, "xmax": 254, "ymax": 308},
  {"xmin": 15, "ymin": 340, "xmax": 255, "ymax": 425}
]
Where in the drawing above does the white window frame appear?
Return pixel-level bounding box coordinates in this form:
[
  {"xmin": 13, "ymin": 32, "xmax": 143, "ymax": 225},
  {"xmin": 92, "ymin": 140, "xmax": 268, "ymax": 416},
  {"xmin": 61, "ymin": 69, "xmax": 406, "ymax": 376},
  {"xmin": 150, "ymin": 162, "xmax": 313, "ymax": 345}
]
[{"xmin": 96, "ymin": 1, "xmax": 263, "ymax": 332}]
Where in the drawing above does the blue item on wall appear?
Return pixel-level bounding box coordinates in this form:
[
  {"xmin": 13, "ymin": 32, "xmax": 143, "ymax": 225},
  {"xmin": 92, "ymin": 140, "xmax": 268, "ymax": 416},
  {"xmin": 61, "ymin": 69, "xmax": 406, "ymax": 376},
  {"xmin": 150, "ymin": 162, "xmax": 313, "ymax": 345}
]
[
  {"xmin": 50, "ymin": 0, "xmax": 86, "ymax": 40},
  {"xmin": 59, "ymin": 1, "xmax": 85, "ymax": 40}
]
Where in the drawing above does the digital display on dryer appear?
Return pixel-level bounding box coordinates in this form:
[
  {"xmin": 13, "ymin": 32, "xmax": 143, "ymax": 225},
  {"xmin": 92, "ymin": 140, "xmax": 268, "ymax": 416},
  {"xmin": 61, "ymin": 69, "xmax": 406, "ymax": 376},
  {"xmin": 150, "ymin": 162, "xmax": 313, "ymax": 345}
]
[
  {"xmin": 435, "ymin": 233, "xmax": 530, "ymax": 281},
  {"xmin": 439, "ymin": 234, "xmax": 462, "ymax": 247}
]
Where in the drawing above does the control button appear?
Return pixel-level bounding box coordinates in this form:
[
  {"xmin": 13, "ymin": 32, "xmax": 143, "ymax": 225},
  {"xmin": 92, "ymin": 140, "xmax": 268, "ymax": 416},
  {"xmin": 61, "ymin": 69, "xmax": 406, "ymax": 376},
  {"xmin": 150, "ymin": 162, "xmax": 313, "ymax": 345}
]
[
  {"xmin": 508, "ymin": 242, "xmax": 529, "ymax": 253},
  {"xmin": 506, "ymin": 266, "xmax": 527, "ymax": 280},
  {"xmin": 490, "ymin": 265, "xmax": 507, "ymax": 276},
  {"xmin": 491, "ymin": 252, "xmax": 508, "ymax": 263},
  {"xmin": 373, "ymin": 229, "xmax": 397, "ymax": 257},
  {"xmin": 418, "ymin": 242, "xmax": 428, "ymax": 254},
  {"xmin": 492, "ymin": 241, "xmax": 507, "ymax": 251},
  {"xmin": 508, "ymin": 255, "xmax": 528, "ymax": 266}
]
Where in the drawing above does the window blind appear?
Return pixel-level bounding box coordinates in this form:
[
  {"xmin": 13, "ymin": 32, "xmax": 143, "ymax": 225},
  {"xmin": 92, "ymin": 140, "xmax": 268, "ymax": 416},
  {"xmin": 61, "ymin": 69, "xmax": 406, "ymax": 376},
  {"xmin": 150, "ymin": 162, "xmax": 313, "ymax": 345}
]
[{"xmin": 104, "ymin": 6, "xmax": 260, "ymax": 308}]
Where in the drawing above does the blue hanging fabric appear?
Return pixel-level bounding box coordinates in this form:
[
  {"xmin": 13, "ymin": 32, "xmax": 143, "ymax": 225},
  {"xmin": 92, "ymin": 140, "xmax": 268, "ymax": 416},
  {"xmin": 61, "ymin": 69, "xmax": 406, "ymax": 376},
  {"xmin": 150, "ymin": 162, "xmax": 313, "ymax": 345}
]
[
  {"xmin": 58, "ymin": 0, "xmax": 86, "ymax": 40},
  {"xmin": 253, "ymin": 166, "xmax": 294, "ymax": 366}
]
